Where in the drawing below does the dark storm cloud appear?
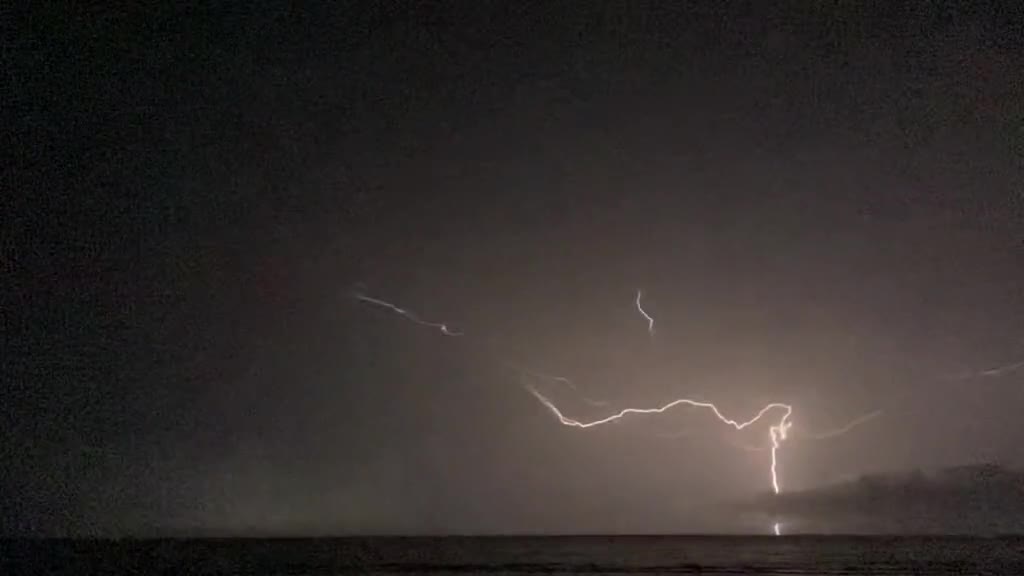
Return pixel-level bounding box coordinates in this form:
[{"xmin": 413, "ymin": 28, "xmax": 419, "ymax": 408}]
[{"xmin": 4, "ymin": 3, "xmax": 1023, "ymax": 535}]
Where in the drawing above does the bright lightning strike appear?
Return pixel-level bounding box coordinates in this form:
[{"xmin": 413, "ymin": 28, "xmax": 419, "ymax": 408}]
[
  {"xmin": 354, "ymin": 293, "xmax": 463, "ymax": 336},
  {"xmin": 527, "ymin": 386, "xmax": 793, "ymax": 494},
  {"xmin": 768, "ymin": 415, "xmax": 792, "ymax": 495},
  {"xmin": 636, "ymin": 290, "xmax": 655, "ymax": 334},
  {"xmin": 352, "ymin": 287, "xmax": 882, "ymax": 503},
  {"xmin": 669, "ymin": 409, "xmax": 881, "ymax": 452}
]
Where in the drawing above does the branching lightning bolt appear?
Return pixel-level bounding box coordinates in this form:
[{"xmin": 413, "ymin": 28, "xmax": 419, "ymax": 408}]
[
  {"xmin": 636, "ymin": 289, "xmax": 655, "ymax": 334},
  {"xmin": 686, "ymin": 409, "xmax": 882, "ymax": 451},
  {"xmin": 354, "ymin": 293, "xmax": 463, "ymax": 336},
  {"xmin": 527, "ymin": 385, "xmax": 793, "ymax": 494},
  {"xmin": 348, "ymin": 285, "xmax": 1023, "ymax": 535},
  {"xmin": 352, "ymin": 287, "xmax": 883, "ymax": 509}
]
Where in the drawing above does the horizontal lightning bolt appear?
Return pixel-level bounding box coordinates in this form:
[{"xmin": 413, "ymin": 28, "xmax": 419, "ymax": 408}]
[
  {"xmin": 527, "ymin": 385, "xmax": 793, "ymax": 494},
  {"xmin": 681, "ymin": 409, "xmax": 882, "ymax": 452},
  {"xmin": 353, "ymin": 287, "xmax": 883, "ymax": 502}
]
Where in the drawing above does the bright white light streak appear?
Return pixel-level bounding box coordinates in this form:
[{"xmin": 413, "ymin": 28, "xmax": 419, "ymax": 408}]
[
  {"xmin": 683, "ymin": 409, "xmax": 881, "ymax": 450},
  {"xmin": 527, "ymin": 386, "xmax": 793, "ymax": 494},
  {"xmin": 354, "ymin": 293, "xmax": 463, "ymax": 336},
  {"xmin": 353, "ymin": 287, "xmax": 878, "ymax": 499},
  {"xmin": 636, "ymin": 290, "xmax": 655, "ymax": 334}
]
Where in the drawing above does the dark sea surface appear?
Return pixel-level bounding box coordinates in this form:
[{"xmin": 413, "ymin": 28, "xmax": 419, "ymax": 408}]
[{"xmin": 3, "ymin": 536, "xmax": 1024, "ymax": 575}]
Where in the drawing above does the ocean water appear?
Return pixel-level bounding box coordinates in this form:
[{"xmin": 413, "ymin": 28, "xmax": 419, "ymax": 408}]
[{"xmin": 4, "ymin": 536, "xmax": 1024, "ymax": 574}]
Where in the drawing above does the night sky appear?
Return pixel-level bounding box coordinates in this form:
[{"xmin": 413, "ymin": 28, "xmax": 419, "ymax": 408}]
[{"xmin": 4, "ymin": 3, "xmax": 1023, "ymax": 536}]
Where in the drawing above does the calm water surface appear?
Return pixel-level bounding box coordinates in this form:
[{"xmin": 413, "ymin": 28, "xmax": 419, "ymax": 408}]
[{"xmin": 4, "ymin": 536, "xmax": 1024, "ymax": 574}]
